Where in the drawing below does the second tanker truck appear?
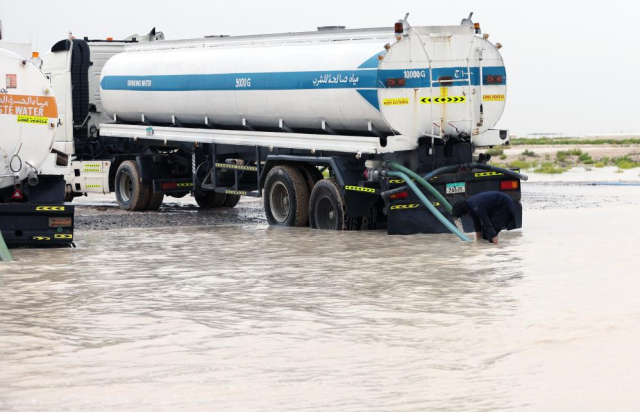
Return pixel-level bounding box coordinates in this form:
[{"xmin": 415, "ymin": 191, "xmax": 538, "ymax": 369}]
[
  {"xmin": 41, "ymin": 14, "xmax": 524, "ymax": 237},
  {"xmin": 0, "ymin": 40, "xmax": 74, "ymax": 249}
]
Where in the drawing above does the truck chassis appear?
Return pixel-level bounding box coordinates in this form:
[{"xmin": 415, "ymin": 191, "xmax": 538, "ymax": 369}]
[{"xmin": 79, "ymin": 122, "xmax": 522, "ymax": 235}]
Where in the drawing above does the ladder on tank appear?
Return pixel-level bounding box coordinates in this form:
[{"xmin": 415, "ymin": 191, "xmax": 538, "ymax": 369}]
[
  {"xmin": 427, "ymin": 65, "xmax": 477, "ymax": 140},
  {"xmin": 420, "ymin": 34, "xmax": 482, "ymax": 140}
]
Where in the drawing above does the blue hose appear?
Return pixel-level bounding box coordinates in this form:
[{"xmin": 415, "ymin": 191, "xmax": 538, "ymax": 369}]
[
  {"xmin": 0, "ymin": 232, "xmax": 13, "ymax": 262},
  {"xmin": 387, "ymin": 171, "xmax": 471, "ymax": 242}
]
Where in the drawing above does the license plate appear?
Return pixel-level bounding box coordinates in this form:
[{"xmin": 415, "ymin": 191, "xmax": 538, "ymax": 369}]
[{"xmin": 446, "ymin": 182, "xmax": 466, "ymax": 194}]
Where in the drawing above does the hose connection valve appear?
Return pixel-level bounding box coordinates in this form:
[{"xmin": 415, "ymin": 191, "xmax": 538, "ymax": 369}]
[{"xmin": 364, "ymin": 167, "xmax": 385, "ymax": 182}]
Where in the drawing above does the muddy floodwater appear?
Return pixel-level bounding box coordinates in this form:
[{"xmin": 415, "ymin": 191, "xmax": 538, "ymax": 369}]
[{"xmin": 1, "ymin": 182, "xmax": 640, "ymax": 411}]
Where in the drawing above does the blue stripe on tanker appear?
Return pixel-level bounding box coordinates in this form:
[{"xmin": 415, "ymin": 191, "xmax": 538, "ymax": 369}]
[
  {"xmin": 100, "ymin": 66, "xmax": 506, "ymax": 92},
  {"xmin": 357, "ymin": 51, "xmax": 385, "ymax": 69}
]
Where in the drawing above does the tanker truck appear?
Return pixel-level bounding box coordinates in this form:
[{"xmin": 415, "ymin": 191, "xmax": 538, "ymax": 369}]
[
  {"xmin": 42, "ymin": 15, "xmax": 523, "ymax": 236},
  {"xmin": 0, "ymin": 42, "xmax": 75, "ymax": 248}
]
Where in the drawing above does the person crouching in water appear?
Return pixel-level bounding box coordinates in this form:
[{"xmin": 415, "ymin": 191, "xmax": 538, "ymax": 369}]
[{"xmin": 451, "ymin": 192, "xmax": 516, "ymax": 245}]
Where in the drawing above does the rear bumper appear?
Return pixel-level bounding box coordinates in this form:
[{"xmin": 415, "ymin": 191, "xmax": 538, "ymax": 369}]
[
  {"xmin": 0, "ymin": 204, "xmax": 75, "ymax": 248},
  {"xmin": 387, "ymin": 169, "xmax": 522, "ymax": 235}
]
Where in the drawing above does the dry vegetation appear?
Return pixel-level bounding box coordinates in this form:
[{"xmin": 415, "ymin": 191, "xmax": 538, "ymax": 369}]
[{"xmin": 484, "ymin": 139, "xmax": 640, "ymax": 174}]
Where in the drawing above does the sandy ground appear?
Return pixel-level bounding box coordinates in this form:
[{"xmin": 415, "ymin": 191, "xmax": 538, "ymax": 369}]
[{"xmin": 505, "ymin": 144, "xmax": 638, "ymax": 160}]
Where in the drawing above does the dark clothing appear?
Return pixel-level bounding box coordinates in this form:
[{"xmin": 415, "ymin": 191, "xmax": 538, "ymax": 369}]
[{"xmin": 466, "ymin": 192, "xmax": 515, "ymax": 243}]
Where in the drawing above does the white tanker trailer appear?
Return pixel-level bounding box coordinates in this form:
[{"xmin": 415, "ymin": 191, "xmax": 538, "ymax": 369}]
[
  {"xmin": 42, "ymin": 15, "xmax": 523, "ymax": 237},
  {"xmin": 0, "ymin": 45, "xmax": 74, "ymax": 248},
  {"xmin": 100, "ymin": 17, "xmax": 507, "ymax": 141}
]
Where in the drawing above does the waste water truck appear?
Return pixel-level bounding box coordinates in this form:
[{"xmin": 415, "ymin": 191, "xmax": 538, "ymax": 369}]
[
  {"xmin": 0, "ymin": 39, "xmax": 75, "ymax": 248},
  {"xmin": 42, "ymin": 14, "xmax": 523, "ymax": 237}
]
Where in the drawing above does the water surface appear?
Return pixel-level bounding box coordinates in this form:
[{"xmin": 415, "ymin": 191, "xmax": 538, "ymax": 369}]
[{"xmin": 1, "ymin": 187, "xmax": 639, "ymax": 411}]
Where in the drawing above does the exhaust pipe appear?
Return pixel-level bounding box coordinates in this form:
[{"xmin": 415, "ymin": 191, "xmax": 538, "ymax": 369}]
[
  {"xmin": 27, "ymin": 169, "xmax": 39, "ymax": 186},
  {"xmin": 13, "ymin": 176, "xmax": 22, "ymax": 190}
]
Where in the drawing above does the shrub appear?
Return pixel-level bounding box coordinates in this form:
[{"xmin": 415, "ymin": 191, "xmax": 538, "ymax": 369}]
[
  {"xmin": 534, "ymin": 162, "xmax": 567, "ymax": 174},
  {"xmin": 485, "ymin": 147, "xmax": 504, "ymax": 156},
  {"xmin": 509, "ymin": 160, "xmax": 534, "ymax": 169},
  {"xmin": 578, "ymin": 152, "xmax": 595, "ymax": 164},
  {"xmin": 595, "ymin": 162, "xmax": 605, "ymax": 168},
  {"xmin": 522, "ymin": 149, "xmax": 537, "ymax": 157},
  {"xmin": 568, "ymin": 148, "xmax": 583, "ymax": 156},
  {"xmin": 612, "ymin": 156, "xmax": 639, "ymax": 169},
  {"xmin": 499, "ymin": 154, "xmax": 507, "ymax": 160},
  {"xmin": 556, "ymin": 151, "xmax": 569, "ymax": 161}
]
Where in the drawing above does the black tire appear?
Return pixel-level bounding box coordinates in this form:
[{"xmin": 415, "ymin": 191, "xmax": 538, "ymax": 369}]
[
  {"xmin": 264, "ymin": 165, "xmax": 309, "ymax": 227},
  {"xmin": 297, "ymin": 165, "xmax": 324, "ymax": 193},
  {"xmin": 115, "ymin": 160, "xmax": 150, "ymax": 211},
  {"xmin": 222, "ymin": 194, "xmax": 241, "ymax": 208},
  {"xmin": 195, "ymin": 192, "xmax": 227, "ymax": 209},
  {"xmin": 309, "ymin": 178, "xmax": 347, "ymax": 230},
  {"xmin": 64, "ymin": 186, "xmax": 75, "ymax": 203},
  {"xmin": 145, "ymin": 191, "xmax": 164, "ymax": 211}
]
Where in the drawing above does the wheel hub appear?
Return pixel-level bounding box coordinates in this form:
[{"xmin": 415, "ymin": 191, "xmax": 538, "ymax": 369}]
[
  {"xmin": 315, "ymin": 195, "xmax": 337, "ymax": 229},
  {"xmin": 119, "ymin": 172, "xmax": 133, "ymax": 202},
  {"xmin": 269, "ymin": 181, "xmax": 291, "ymax": 223}
]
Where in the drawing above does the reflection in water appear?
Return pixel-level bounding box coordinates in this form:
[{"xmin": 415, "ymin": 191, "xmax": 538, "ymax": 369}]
[{"xmin": 1, "ymin": 205, "xmax": 639, "ymax": 411}]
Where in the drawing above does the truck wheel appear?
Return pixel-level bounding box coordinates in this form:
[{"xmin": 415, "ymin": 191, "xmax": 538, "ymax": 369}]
[
  {"xmin": 264, "ymin": 165, "xmax": 309, "ymax": 227},
  {"xmin": 309, "ymin": 178, "xmax": 346, "ymax": 230},
  {"xmin": 145, "ymin": 191, "xmax": 164, "ymax": 211},
  {"xmin": 115, "ymin": 160, "xmax": 150, "ymax": 211},
  {"xmin": 222, "ymin": 194, "xmax": 241, "ymax": 208},
  {"xmin": 195, "ymin": 192, "xmax": 226, "ymax": 209},
  {"xmin": 298, "ymin": 164, "xmax": 324, "ymax": 193}
]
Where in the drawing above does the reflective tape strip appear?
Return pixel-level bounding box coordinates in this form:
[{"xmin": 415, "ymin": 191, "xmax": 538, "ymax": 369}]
[
  {"xmin": 390, "ymin": 201, "xmax": 440, "ymax": 210},
  {"xmin": 35, "ymin": 206, "xmax": 65, "ymax": 211},
  {"xmin": 54, "ymin": 234, "xmax": 73, "ymax": 239},
  {"xmin": 225, "ymin": 190, "xmax": 246, "ymax": 195},
  {"xmin": 420, "ymin": 96, "xmax": 466, "ymax": 104},
  {"xmin": 345, "ymin": 185, "xmax": 376, "ymax": 194},
  {"xmin": 215, "ymin": 163, "xmax": 258, "ymax": 172},
  {"xmin": 390, "ymin": 204, "xmax": 420, "ymax": 210},
  {"xmin": 474, "ymin": 171, "xmax": 504, "ymax": 178}
]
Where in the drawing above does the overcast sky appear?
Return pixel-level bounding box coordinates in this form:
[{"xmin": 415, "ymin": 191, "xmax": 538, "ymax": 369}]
[{"xmin": 2, "ymin": 0, "xmax": 639, "ymax": 136}]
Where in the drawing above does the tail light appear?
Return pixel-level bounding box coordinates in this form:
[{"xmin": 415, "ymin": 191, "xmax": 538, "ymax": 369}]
[
  {"xmin": 500, "ymin": 180, "xmax": 519, "ymax": 191},
  {"xmin": 49, "ymin": 217, "xmax": 73, "ymax": 228},
  {"xmin": 386, "ymin": 78, "xmax": 406, "ymax": 88},
  {"xmin": 394, "ymin": 22, "xmax": 404, "ymax": 34},
  {"xmin": 161, "ymin": 182, "xmax": 178, "ymax": 190},
  {"xmin": 484, "ymin": 75, "xmax": 505, "ymax": 85},
  {"xmin": 390, "ymin": 191, "xmax": 409, "ymax": 200}
]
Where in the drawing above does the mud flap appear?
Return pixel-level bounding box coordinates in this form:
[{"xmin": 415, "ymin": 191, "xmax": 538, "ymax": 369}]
[
  {"xmin": 388, "ymin": 200, "xmax": 522, "ymax": 235},
  {"xmin": 387, "ymin": 201, "xmax": 473, "ymax": 235}
]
